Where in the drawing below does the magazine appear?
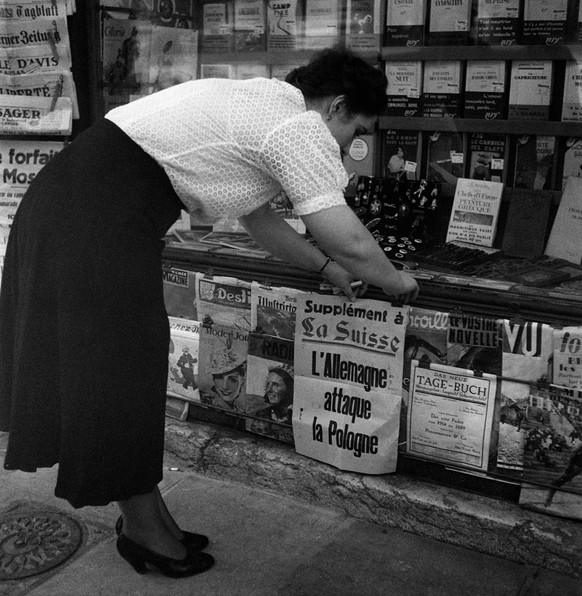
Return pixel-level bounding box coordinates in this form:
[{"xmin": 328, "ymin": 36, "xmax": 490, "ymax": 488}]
[
  {"xmin": 544, "ymin": 177, "xmax": 582, "ymax": 264},
  {"xmin": 151, "ymin": 0, "xmax": 195, "ymax": 28},
  {"xmin": 245, "ymin": 333, "xmax": 295, "ymax": 442},
  {"xmin": 553, "ymin": 327, "xmax": 582, "ymax": 390},
  {"xmin": 521, "ymin": 0, "xmax": 568, "ymax": 45},
  {"xmin": 148, "ymin": 26, "xmax": 198, "ymax": 92},
  {"xmin": 201, "ymin": 0, "xmax": 234, "ymax": 53},
  {"xmin": 421, "ymin": 60, "xmax": 462, "ymax": 119},
  {"xmin": 167, "ymin": 317, "xmax": 202, "ymax": 402},
  {"xmin": 446, "ymin": 313, "xmax": 503, "ymax": 377},
  {"xmin": 162, "ymin": 266, "xmax": 198, "ymax": 320},
  {"xmin": 501, "ymin": 190, "xmax": 552, "ymax": 259},
  {"xmin": 407, "ymin": 360, "xmax": 497, "ymax": 470},
  {"xmin": 517, "ymin": 387, "xmax": 582, "ymax": 521},
  {"xmin": 267, "ymin": 0, "xmax": 300, "ymax": 51},
  {"xmin": 496, "ymin": 320, "xmax": 553, "ymax": 472},
  {"xmin": 102, "ymin": 18, "xmax": 151, "ymax": 95},
  {"xmin": 401, "ymin": 307, "xmax": 449, "ymax": 447},
  {"xmin": 426, "ymin": 0, "xmax": 471, "ymax": 45},
  {"xmin": 250, "ymin": 281, "xmax": 304, "ymax": 339},
  {"xmin": 197, "ymin": 322, "xmax": 249, "ymax": 414},
  {"xmin": 512, "ymin": 134, "xmax": 556, "ymax": 190},
  {"xmin": 381, "ymin": 129, "xmax": 420, "ymax": 181},
  {"xmin": 195, "ymin": 272, "xmax": 252, "ymax": 330},
  {"xmin": 233, "ymin": 0, "xmax": 266, "ymax": 52},
  {"xmin": 292, "ymin": 293, "xmax": 409, "ymax": 474},
  {"xmin": 508, "ymin": 61, "xmax": 553, "ymax": 121},
  {"xmin": 473, "ymin": 0, "xmax": 520, "ymax": 45},
  {"xmin": 385, "ymin": 61, "xmax": 422, "ymax": 117},
  {"xmin": 302, "ymin": 0, "xmax": 340, "ymax": 50},
  {"xmin": 463, "ymin": 61, "xmax": 507, "ymax": 120},
  {"xmin": 467, "ymin": 133, "xmax": 506, "ymax": 183},
  {"xmin": 384, "ymin": 0, "xmax": 425, "ymax": 46},
  {"xmin": 345, "ymin": 0, "xmax": 382, "ymax": 52},
  {"xmin": 425, "ymin": 130, "xmax": 464, "ymax": 187},
  {"xmin": 561, "ymin": 61, "xmax": 582, "ymax": 123},
  {"xmin": 445, "ymin": 178, "xmax": 504, "ymax": 247}
]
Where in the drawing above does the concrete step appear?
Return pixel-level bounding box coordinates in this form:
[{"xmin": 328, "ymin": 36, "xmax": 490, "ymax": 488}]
[{"xmin": 165, "ymin": 419, "xmax": 582, "ymax": 580}]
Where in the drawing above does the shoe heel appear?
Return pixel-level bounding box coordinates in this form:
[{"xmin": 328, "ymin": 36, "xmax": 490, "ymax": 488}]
[
  {"xmin": 117, "ymin": 535, "xmax": 148, "ymax": 574},
  {"xmin": 123, "ymin": 552, "xmax": 148, "ymax": 574}
]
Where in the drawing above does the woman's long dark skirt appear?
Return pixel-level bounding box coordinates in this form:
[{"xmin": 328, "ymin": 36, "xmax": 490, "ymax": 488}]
[{"xmin": 0, "ymin": 119, "xmax": 183, "ymax": 508}]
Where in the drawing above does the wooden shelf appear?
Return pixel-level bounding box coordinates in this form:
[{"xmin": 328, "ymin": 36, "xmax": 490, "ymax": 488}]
[
  {"xmin": 378, "ymin": 117, "xmax": 582, "ymax": 137},
  {"xmin": 380, "ymin": 44, "xmax": 582, "ymax": 62}
]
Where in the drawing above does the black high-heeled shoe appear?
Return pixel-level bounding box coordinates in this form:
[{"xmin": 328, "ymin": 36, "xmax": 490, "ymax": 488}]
[
  {"xmin": 115, "ymin": 515, "xmax": 209, "ymax": 551},
  {"xmin": 116, "ymin": 534, "xmax": 214, "ymax": 578}
]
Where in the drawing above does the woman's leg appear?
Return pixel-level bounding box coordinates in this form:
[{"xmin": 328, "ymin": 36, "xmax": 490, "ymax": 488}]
[
  {"xmin": 117, "ymin": 490, "xmax": 186, "ymax": 560},
  {"xmin": 154, "ymin": 485, "xmax": 186, "ymax": 540}
]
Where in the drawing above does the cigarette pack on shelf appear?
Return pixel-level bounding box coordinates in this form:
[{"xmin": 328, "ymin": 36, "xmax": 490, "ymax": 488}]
[{"xmin": 414, "ymin": 241, "xmax": 502, "ymax": 272}]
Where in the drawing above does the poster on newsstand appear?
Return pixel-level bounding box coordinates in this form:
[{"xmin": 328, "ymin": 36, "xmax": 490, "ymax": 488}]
[
  {"xmin": 292, "ymin": 293, "xmax": 408, "ymax": 474},
  {"xmin": 407, "ymin": 360, "xmax": 497, "ymax": 470}
]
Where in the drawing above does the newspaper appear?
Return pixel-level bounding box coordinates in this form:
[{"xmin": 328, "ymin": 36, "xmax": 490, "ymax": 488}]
[
  {"xmin": 292, "ymin": 293, "xmax": 409, "ymax": 474},
  {"xmin": 0, "ymin": 138, "xmax": 64, "ymax": 225},
  {"xmin": 0, "ymin": 44, "xmax": 71, "ymax": 75},
  {"xmin": 407, "ymin": 360, "xmax": 497, "ymax": 471},
  {"xmin": 0, "ymin": 71, "xmax": 78, "ymax": 118},
  {"xmin": 0, "ymin": 95, "xmax": 72, "ymax": 134},
  {"xmin": 167, "ymin": 316, "xmax": 201, "ymax": 402},
  {"xmin": 0, "ymin": 225, "xmax": 8, "ymax": 290},
  {"xmin": 197, "ymin": 323, "xmax": 249, "ymax": 414},
  {"xmin": 195, "ymin": 272, "xmax": 252, "ymax": 331},
  {"xmin": 250, "ymin": 281, "xmax": 304, "ymax": 339},
  {"xmin": 0, "ymin": 17, "xmax": 71, "ymax": 51},
  {"xmin": 0, "ymin": 0, "xmax": 69, "ymax": 19},
  {"xmin": 245, "ymin": 333, "xmax": 295, "ymax": 442},
  {"xmin": 162, "ymin": 266, "xmax": 198, "ymax": 320}
]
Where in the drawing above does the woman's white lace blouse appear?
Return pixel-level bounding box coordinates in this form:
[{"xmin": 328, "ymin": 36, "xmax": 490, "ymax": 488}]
[{"xmin": 105, "ymin": 77, "xmax": 349, "ymax": 223}]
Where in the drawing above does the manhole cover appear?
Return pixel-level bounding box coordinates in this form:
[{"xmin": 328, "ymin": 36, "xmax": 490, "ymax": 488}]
[{"xmin": 0, "ymin": 511, "xmax": 82, "ymax": 580}]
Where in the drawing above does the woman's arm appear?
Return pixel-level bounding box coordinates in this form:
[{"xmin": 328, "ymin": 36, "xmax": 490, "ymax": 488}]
[
  {"xmin": 239, "ymin": 202, "xmax": 418, "ymax": 303},
  {"xmin": 301, "ymin": 204, "xmax": 419, "ymax": 302},
  {"xmin": 239, "ymin": 203, "xmax": 361, "ymax": 300}
]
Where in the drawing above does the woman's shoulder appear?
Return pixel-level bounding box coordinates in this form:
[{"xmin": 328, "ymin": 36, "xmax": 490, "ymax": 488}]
[{"xmin": 231, "ymin": 77, "xmax": 305, "ymax": 117}]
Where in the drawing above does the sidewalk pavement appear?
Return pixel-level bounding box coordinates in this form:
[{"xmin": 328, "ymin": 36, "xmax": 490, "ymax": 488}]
[{"xmin": 1, "ymin": 430, "xmax": 581, "ymax": 596}]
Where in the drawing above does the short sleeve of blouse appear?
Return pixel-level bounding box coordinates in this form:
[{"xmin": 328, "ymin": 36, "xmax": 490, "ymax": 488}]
[{"xmin": 259, "ymin": 111, "xmax": 349, "ymax": 216}]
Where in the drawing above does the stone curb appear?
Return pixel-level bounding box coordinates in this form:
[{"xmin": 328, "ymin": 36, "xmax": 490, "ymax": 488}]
[{"xmin": 164, "ymin": 419, "xmax": 582, "ymax": 579}]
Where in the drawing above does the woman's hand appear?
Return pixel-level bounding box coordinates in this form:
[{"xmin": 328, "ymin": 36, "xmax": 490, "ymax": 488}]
[
  {"xmin": 383, "ymin": 270, "xmax": 419, "ymax": 304},
  {"xmin": 322, "ymin": 260, "xmax": 368, "ymax": 301}
]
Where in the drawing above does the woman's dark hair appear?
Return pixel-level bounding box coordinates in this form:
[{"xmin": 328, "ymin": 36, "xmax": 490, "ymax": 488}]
[{"xmin": 285, "ymin": 47, "xmax": 387, "ymax": 116}]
